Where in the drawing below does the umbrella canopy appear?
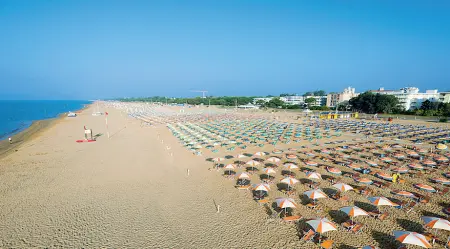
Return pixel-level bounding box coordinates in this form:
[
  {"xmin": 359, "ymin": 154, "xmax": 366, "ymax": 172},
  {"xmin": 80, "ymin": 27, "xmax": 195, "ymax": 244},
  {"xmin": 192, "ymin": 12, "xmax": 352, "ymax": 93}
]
[
  {"xmin": 224, "ymin": 164, "xmax": 236, "ymax": 170},
  {"xmin": 361, "ymin": 246, "xmax": 379, "ymax": 249},
  {"xmin": 306, "ymin": 172, "xmax": 323, "ymax": 180},
  {"xmin": 393, "ymin": 231, "xmax": 432, "ymax": 248},
  {"xmin": 408, "ymin": 163, "xmax": 424, "ymax": 170},
  {"xmin": 283, "ymin": 163, "xmax": 299, "ymax": 170},
  {"xmin": 275, "ymin": 197, "xmax": 297, "ymax": 209},
  {"xmin": 430, "ymin": 177, "xmax": 450, "ymax": 185},
  {"xmin": 340, "ymin": 206, "xmax": 369, "ymax": 218},
  {"xmin": 286, "ymin": 154, "xmax": 297, "ymax": 159},
  {"xmin": 304, "ymin": 189, "xmax": 328, "ymax": 200},
  {"xmin": 366, "ymin": 160, "xmax": 378, "ymax": 166},
  {"xmin": 354, "ymin": 177, "xmax": 373, "ymax": 185},
  {"xmin": 434, "ymin": 156, "xmax": 448, "ymax": 162},
  {"xmin": 414, "ymin": 183, "xmax": 437, "ymax": 193},
  {"xmin": 376, "ymin": 172, "xmax": 393, "ymax": 181},
  {"xmin": 422, "ymin": 216, "xmax": 450, "ymax": 231},
  {"xmin": 236, "ymin": 154, "xmax": 248, "ymax": 158},
  {"xmin": 266, "ymin": 157, "xmax": 281, "ymax": 163},
  {"xmin": 307, "ymin": 218, "xmax": 337, "ymax": 234},
  {"xmin": 254, "ymin": 151, "xmax": 266, "ymax": 157},
  {"xmin": 368, "ymin": 197, "xmax": 398, "ymax": 207},
  {"xmin": 212, "ymin": 157, "xmax": 225, "ymax": 162},
  {"xmin": 391, "ymin": 190, "xmax": 416, "ymax": 198},
  {"xmin": 332, "ymin": 183, "xmax": 354, "ymax": 192},
  {"xmin": 392, "ymin": 167, "xmax": 409, "ymax": 174},
  {"xmin": 262, "ymin": 167, "xmax": 276, "ymax": 175},
  {"xmin": 281, "ymin": 176, "xmax": 300, "ymax": 185},
  {"xmin": 437, "ymin": 143, "xmax": 448, "ymax": 150},
  {"xmin": 326, "ymin": 167, "xmax": 342, "ymax": 175},
  {"xmin": 444, "ymin": 172, "xmax": 450, "ymax": 178},
  {"xmin": 252, "ymin": 183, "xmax": 270, "ymax": 192},
  {"xmin": 237, "ymin": 172, "xmax": 251, "ymax": 179},
  {"xmin": 305, "ymin": 161, "xmax": 318, "ymax": 166},
  {"xmin": 422, "ymin": 160, "xmax": 437, "ymax": 167},
  {"xmin": 246, "ymin": 160, "xmax": 261, "ymax": 167},
  {"xmin": 348, "ymin": 164, "xmax": 362, "ymax": 171}
]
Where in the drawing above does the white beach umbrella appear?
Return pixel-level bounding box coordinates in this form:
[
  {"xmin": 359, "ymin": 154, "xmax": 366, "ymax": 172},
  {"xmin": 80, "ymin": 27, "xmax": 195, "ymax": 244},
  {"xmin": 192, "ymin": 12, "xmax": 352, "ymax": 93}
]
[{"xmin": 393, "ymin": 231, "xmax": 432, "ymax": 248}]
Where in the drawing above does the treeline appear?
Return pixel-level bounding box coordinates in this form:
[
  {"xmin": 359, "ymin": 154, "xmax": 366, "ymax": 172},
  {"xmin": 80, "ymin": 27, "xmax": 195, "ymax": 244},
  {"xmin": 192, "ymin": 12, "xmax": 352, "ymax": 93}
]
[
  {"xmin": 119, "ymin": 96, "xmax": 256, "ymax": 106},
  {"xmin": 349, "ymin": 92, "xmax": 402, "ymax": 114},
  {"xmin": 349, "ymin": 92, "xmax": 450, "ymax": 117}
]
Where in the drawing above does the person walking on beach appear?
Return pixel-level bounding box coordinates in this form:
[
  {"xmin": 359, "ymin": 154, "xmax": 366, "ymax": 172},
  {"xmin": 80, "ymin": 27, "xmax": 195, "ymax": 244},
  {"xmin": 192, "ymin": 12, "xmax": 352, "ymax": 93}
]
[{"xmin": 8, "ymin": 137, "xmax": 12, "ymax": 144}]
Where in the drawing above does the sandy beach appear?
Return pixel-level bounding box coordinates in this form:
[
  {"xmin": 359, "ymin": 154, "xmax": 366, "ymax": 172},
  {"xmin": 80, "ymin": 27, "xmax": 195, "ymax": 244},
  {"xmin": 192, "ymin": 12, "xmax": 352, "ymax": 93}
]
[
  {"xmin": 0, "ymin": 104, "xmax": 295, "ymax": 248},
  {"xmin": 1, "ymin": 103, "xmax": 449, "ymax": 248}
]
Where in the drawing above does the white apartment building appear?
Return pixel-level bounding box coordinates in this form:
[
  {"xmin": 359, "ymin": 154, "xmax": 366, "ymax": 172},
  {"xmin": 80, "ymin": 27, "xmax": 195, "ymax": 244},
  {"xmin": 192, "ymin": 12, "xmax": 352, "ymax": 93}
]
[
  {"xmin": 439, "ymin": 92, "xmax": 450, "ymax": 103},
  {"xmin": 253, "ymin": 95, "xmax": 327, "ymax": 107},
  {"xmin": 370, "ymin": 87, "xmax": 439, "ymax": 110},
  {"xmin": 326, "ymin": 87, "xmax": 359, "ymax": 107}
]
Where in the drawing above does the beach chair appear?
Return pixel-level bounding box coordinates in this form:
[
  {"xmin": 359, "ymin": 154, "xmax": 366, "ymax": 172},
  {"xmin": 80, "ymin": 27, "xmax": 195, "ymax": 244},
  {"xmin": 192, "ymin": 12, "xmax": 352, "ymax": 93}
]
[
  {"xmin": 378, "ymin": 212, "xmax": 389, "ymax": 220},
  {"xmin": 302, "ymin": 229, "xmax": 316, "ymax": 243},
  {"xmin": 406, "ymin": 201, "xmax": 417, "ymax": 213},
  {"xmin": 320, "ymin": 239, "xmax": 333, "ymax": 249},
  {"xmin": 350, "ymin": 223, "xmax": 364, "ymax": 233}
]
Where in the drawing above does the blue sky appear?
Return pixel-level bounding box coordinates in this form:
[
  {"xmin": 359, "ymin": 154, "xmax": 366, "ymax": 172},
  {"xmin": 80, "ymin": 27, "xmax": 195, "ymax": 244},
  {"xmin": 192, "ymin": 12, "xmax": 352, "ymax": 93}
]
[{"xmin": 1, "ymin": 0, "xmax": 449, "ymax": 99}]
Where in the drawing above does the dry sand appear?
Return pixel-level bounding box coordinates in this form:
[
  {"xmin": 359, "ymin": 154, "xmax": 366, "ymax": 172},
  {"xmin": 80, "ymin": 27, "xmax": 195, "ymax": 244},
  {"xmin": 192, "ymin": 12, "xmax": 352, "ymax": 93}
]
[
  {"xmin": 1, "ymin": 103, "xmax": 449, "ymax": 248},
  {"xmin": 0, "ymin": 104, "xmax": 296, "ymax": 248}
]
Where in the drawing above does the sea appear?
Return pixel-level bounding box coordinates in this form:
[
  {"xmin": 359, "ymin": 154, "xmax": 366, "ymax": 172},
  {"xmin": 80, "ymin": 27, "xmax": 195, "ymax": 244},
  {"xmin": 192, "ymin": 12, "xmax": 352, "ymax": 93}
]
[{"xmin": 0, "ymin": 100, "xmax": 91, "ymax": 140}]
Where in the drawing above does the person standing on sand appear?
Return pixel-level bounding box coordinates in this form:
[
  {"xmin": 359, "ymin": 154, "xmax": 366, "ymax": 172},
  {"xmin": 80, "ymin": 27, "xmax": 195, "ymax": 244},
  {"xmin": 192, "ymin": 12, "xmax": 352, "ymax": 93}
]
[{"xmin": 9, "ymin": 137, "xmax": 12, "ymax": 144}]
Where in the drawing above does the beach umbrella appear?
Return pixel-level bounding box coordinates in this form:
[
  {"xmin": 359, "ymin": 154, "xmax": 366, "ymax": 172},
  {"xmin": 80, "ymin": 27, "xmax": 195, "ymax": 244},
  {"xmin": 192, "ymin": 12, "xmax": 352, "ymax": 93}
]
[
  {"xmin": 430, "ymin": 177, "xmax": 450, "ymax": 185},
  {"xmin": 286, "ymin": 154, "xmax": 297, "ymax": 160},
  {"xmin": 281, "ymin": 176, "xmax": 299, "ymax": 190},
  {"xmin": 254, "ymin": 151, "xmax": 266, "ymax": 157},
  {"xmin": 368, "ymin": 197, "xmax": 398, "ymax": 207},
  {"xmin": 212, "ymin": 157, "xmax": 225, "ymax": 162},
  {"xmin": 414, "ymin": 183, "xmax": 437, "ymax": 193},
  {"xmin": 272, "ymin": 149, "xmax": 283, "ymax": 154},
  {"xmin": 393, "ymin": 231, "xmax": 432, "ymax": 248},
  {"xmin": 306, "ymin": 172, "xmax": 322, "ymax": 180},
  {"xmin": 326, "ymin": 167, "xmax": 342, "ymax": 175},
  {"xmin": 224, "ymin": 164, "xmax": 236, "ymax": 175},
  {"xmin": 376, "ymin": 172, "xmax": 393, "ymax": 181},
  {"xmin": 408, "ymin": 163, "xmax": 424, "ymax": 170},
  {"xmin": 348, "ymin": 164, "xmax": 362, "ymax": 171},
  {"xmin": 246, "ymin": 160, "xmax": 260, "ymax": 170},
  {"xmin": 354, "ymin": 177, "xmax": 373, "ymax": 185},
  {"xmin": 422, "ymin": 216, "xmax": 450, "ymax": 231},
  {"xmin": 332, "ymin": 183, "xmax": 354, "ymax": 192},
  {"xmin": 304, "ymin": 189, "xmax": 328, "ymax": 202},
  {"xmin": 237, "ymin": 172, "xmax": 251, "ymax": 179},
  {"xmin": 361, "ymin": 246, "xmax": 379, "ymax": 249},
  {"xmin": 236, "ymin": 154, "xmax": 248, "ymax": 158},
  {"xmin": 392, "ymin": 190, "xmax": 416, "ymax": 198},
  {"xmin": 262, "ymin": 167, "xmax": 276, "ymax": 177},
  {"xmin": 423, "ymin": 160, "xmax": 437, "ymax": 167},
  {"xmin": 305, "ymin": 160, "xmax": 318, "ymax": 166},
  {"xmin": 434, "ymin": 156, "xmax": 448, "ymax": 162},
  {"xmin": 392, "ymin": 167, "xmax": 409, "ymax": 174},
  {"xmin": 340, "ymin": 206, "xmax": 369, "ymax": 221},
  {"xmin": 437, "ymin": 143, "xmax": 448, "ymax": 150},
  {"xmin": 252, "ymin": 183, "xmax": 270, "ymax": 192},
  {"xmin": 283, "ymin": 163, "xmax": 298, "ymax": 174},
  {"xmin": 307, "ymin": 218, "xmax": 337, "ymax": 234},
  {"xmin": 266, "ymin": 157, "xmax": 281, "ymax": 163},
  {"xmin": 366, "ymin": 160, "xmax": 378, "ymax": 167},
  {"xmin": 381, "ymin": 157, "xmax": 393, "ymax": 163},
  {"xmin": 275, "ymin": 197, "xmax": 297, "ymax": 215},
  {"xmin": 407, "ymin": 151, "xmax": 419, "ymax": 157}
]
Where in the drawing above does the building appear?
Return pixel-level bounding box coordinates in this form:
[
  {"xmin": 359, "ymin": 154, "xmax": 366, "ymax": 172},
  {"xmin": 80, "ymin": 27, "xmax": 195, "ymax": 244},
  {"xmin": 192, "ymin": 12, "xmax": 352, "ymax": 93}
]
[
  {"xmin": 369, "ymin": 87, "xmax": 439, "ymax": 110},
  {"xmin": 237, "ymin": 103, "xmax": 259, "ymax": 109},
  {"xmin": 439, "ymin": 92, "xmax": 450, "ymax": 103},
  {"xmin": 326, "ymin": 87, "xmax": 359, "ymax": 107}
]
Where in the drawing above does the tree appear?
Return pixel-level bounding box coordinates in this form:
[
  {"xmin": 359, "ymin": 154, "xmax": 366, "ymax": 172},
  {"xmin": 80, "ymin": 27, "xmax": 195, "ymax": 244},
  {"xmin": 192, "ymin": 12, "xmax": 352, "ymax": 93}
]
[
  {"xmin": 313, "ymin": 90, "xmax": 326, "ymax": 96},
  {"xmin": 255, "ymin": 99, "xmax": 267, "ymax": 107},
  {"xmin": 266, "ymin": 97, "xmax": 285, "ymax": 108},
  {"xmin": 349, "ymin": 92, "xmax": 400, "ymax": 114},
  {"xmin": 305, "ymin": 97, "xmax": 316, "ymax": 107},
  {"xmin": 303, "ymin": 92, "xmax": 313, "ymax": 97}
]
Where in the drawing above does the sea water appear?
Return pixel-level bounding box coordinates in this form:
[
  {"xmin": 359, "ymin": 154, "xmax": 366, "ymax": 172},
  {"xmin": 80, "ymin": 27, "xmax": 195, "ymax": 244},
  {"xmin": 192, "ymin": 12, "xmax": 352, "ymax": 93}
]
[{"xmin": 0, "ymin": 100, "xmax": 91, "ymax": 140}]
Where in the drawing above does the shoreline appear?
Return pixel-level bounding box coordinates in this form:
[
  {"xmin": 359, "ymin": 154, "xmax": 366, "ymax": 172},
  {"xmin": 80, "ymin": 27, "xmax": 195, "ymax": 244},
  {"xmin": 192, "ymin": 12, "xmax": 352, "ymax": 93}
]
[{"xmin": 0, "ymin": 103, "xmax": 92, "ymax": 159}]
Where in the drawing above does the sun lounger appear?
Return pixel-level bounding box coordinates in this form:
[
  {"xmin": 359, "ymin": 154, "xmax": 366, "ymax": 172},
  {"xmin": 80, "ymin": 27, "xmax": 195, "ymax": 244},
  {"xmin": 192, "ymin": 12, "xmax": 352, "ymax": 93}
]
[
  {"xmin": 406, "ymin": 201, "xmax": 417, "ymax": 213},
  {"xmin": 302, "ymin": 229, "xmax": 316, "ymax": 243},
  {"xmin": 320, "ymin": 239, "xmax": 333, "ymax": 249},
  {"xmin": 350, "ymin": 223, "xmax": 364, "ymax": 233},
  {"xmin": 378, "ymin": 212, "xmax": 389, "ymax": 220},
  {"xmin": 282, "ymin": 215, "xmax": 302, "ymax": 223},
  {"xmin": 236, "ymin": 185, "xmax": 251, "ymax": 190},
  {"xmin": 257, "ymin": 199, "xmax": 269, "ymax": 205}
]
